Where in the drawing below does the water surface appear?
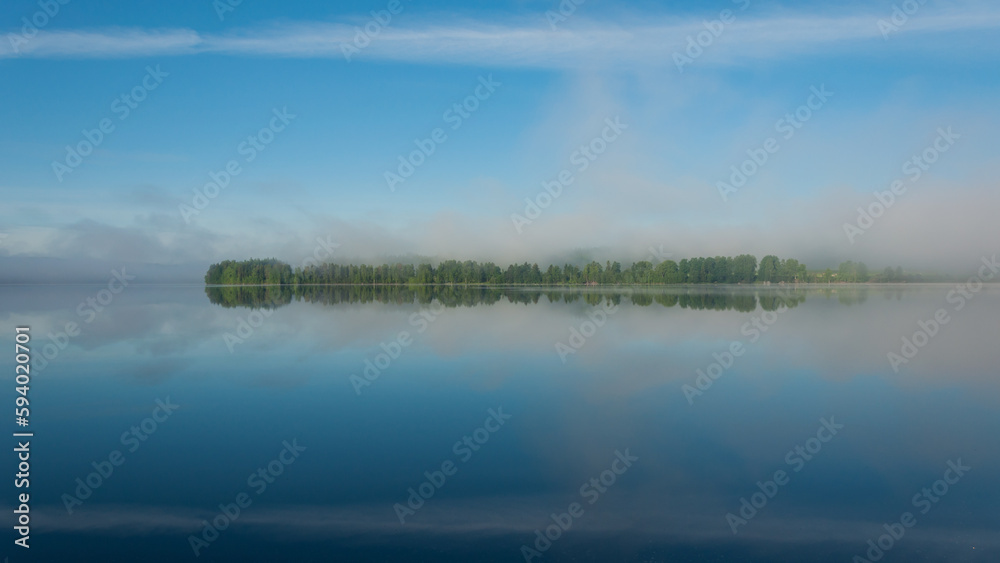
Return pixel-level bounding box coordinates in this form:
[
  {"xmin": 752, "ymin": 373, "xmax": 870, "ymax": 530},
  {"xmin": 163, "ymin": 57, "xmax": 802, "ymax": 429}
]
[{"xmin": 2, "ymin": 284, "xmax": 996, "ymax": 562}]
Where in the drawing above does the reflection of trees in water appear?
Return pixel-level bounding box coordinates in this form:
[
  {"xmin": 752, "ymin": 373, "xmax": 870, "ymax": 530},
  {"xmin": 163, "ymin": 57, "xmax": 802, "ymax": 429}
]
[
  {"xmin": 630, "ymin": 293, "xmax": 653, "ymax": 307},
  {"xmin": 759, "ymin": 291, "xmax": 807, "ymax": 311},
  {"xmin": 205, "ymin": 285, "xmax": 294, "ymax": 308},
  {"xmin": 206, "ymin": 285, "xmax": 809, "ymax": 312},
  {"xmin": 561, "ymin": 292, "xmax": 580, "ymax": 304},
  {"xmin": 837, "ymin": 288, "xmax": 870, "ymax": 306},
  {"xmin": 655, "ymin": 294, "xmax": 679, "ymax": 308},
  {"xmin": 882, "ymin": 288, "xmax": 904, "ymax": 301},
  {"xmin": 814, "ymin": 287, "xmax": 871, "ymax": 306},
  {"xmin": 678, "ymin": 292, "xmax": 756, "ymax": 312}
]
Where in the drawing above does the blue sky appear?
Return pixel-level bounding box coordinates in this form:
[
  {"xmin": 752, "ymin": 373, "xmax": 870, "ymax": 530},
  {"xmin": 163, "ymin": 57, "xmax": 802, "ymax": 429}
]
[{"xmin": 2, "ymin": 0, "xmax": 999, "ymax": 280}]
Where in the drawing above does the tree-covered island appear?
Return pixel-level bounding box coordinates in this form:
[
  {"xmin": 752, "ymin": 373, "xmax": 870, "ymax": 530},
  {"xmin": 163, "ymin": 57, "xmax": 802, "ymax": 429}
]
[{"xmin": 204, "ymin": 256, "xmax": 928, "ymax": 285}]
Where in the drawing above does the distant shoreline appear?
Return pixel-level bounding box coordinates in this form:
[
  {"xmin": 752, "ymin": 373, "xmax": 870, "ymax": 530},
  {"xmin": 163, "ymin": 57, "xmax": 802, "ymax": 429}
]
[
  {"xmin": 205, "ymin": 257, "xmax": 955, "ymax": 285},
  {"xmin": 201, "ymin": 282, "xmax": 972, "ymax": 288}
]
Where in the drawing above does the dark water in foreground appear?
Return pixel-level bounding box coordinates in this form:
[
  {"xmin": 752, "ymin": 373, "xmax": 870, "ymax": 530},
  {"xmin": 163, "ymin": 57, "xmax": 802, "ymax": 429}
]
[{"xmin": 1, "ymin": 284, "xmax": 996, "ymax": 562}]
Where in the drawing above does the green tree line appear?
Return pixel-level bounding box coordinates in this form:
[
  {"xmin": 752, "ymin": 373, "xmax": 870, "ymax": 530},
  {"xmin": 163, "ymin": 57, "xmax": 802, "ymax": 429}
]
[
  {"xmin": 207, "ymin": 255, "xmax": 785, "ymax": 285},
  {"xmin": 205, "ymin": 256, "xmax": 927, "ymax": 286}
]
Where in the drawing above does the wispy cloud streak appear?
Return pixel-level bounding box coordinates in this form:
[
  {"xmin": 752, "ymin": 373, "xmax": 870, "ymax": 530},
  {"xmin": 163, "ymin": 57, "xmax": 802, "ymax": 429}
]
[{"xmin": 4, "ymin": 7, "xmax": 1000, "ymax": 66}]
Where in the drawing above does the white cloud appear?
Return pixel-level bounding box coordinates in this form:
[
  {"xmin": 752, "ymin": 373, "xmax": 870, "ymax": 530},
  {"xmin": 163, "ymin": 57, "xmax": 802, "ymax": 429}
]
[{"xmin": 3, "ymin": 6, "xmax": 1000, "ymax": 65}]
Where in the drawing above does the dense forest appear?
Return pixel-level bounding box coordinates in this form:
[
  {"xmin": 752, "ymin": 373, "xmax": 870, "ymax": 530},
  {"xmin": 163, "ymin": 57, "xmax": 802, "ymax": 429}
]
[{"xmin": 205, "ymin": 256, "xmax": 929, "ymax": 286}]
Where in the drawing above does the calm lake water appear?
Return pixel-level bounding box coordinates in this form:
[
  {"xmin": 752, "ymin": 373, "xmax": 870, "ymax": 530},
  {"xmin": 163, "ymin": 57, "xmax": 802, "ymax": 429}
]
[{"xmin": 3, "ymin": 284, "xmax": 996, "ymax": 562}]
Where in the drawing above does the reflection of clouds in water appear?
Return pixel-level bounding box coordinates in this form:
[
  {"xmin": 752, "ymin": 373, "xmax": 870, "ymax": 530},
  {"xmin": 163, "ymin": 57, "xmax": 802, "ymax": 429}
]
[
  {"xmin": 10, "ymin": 285, "xmax": 1000, "ymax": 475},
  {"xmin": 23, "ymin": 497, "xmax": 999, "ymax": 552},
  {"xmin": 7, "ymin": 285, "xmax": 1000, "ymax": 392},
  {"xmin": 7, "ymin": 291, "xmax": 226, "ymax": 380},
  {"xmin": 10, "ymin": 285, "xmax": 997, "ymax": 559}
]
